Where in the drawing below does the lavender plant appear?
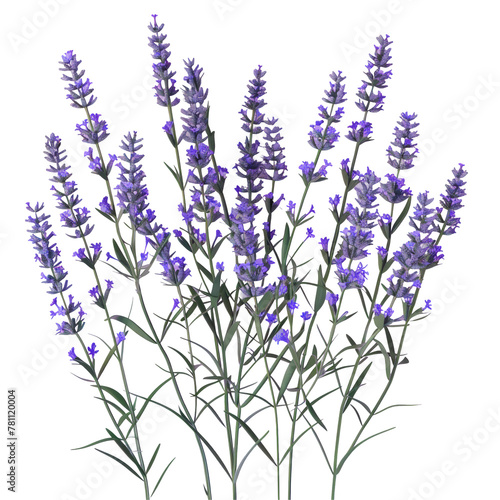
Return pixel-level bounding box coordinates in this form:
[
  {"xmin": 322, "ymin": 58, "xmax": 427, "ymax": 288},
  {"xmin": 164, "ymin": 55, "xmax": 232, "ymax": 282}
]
[{"xmin": 26, "ymin": 15, "xmax": 467, "ymax": 500}]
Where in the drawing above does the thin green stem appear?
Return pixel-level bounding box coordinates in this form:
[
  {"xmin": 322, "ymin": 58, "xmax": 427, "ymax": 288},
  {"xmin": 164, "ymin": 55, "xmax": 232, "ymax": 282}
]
[{"xmin": 64, "ymin": 191, "xmax": 149, "ymax": 498}]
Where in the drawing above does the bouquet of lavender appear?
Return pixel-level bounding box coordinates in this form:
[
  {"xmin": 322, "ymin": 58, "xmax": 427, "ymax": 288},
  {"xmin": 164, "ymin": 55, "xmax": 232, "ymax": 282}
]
[{"xmin": 26, "ymin": 14, "xmax": 467, "ymax": 500}]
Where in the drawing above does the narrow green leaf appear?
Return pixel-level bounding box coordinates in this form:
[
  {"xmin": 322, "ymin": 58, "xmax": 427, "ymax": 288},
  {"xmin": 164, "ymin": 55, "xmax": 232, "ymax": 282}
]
[
  {"xmin": 97, "ymin": 386, "xmax": 130, "ymax": 411},
  {"xmin": 228, "ymin": 413, "xmax": 276, "ymax": 465},
  {"xmin": 112, "ymin": 239, "xmax": 132, "ymax": 275},
  {"xmin": 314, "ymin": 267, "xmax": 326, "ymax": 313},
  {"xmin": 95, "ymin": 448, "xmax": 142, "ymax": 480},
  {"xmin": 147, "ymin": 444, "xmax": 161, "ymax": 473},
  {"xmin": 95, "ymin": 397, "xmax": 131, "ymax": 423},
  {"xmin": 375, "ymin": 403, "xmax": 420, "ymax": 416},
  {"xmin": 382, "ymin": 256, "xmax": 395, "ymax": 274},
  {"xmin": 176, "ymin": 234, "xmax": 193, "ymax": 254},
  {"xmin": 234, "ymin": 431, "xmax": 270, "ymax": 481},
  {"xmin": 336, "ymin": 427, "xmax": 395, "ymax": 474},
  {"xmin": 277, "ymin": 361, "xmax": 296, "ymax": 403},
  {"xmin": 106, "ymin": 428, "xmax": 144, "ymax": 474},
  {"xmin": 72, "ymin": 437, "xmax": 113, "ymax": 451},
  {"xmin": 223, "ymin": 321, "xmax": 239, "ymax": 350},
  {"xmin": 279, "ymin": 422, "xmax": 319, "ymax": 465},
  {"xmin": 207, "ymin": 130, "xmax": 216, "ymax": 153},
  {"xmin": 134, "ymin": 378, "xmax": 172, "ymax": 427},
  {"xmin": 257, "ymin": 290, "xmax": 274, "ymax": 313},
  {"xmin": 342, "ymin": 363, "xmax": 372, "ymax": 413},
  {"xmin": 392, "ymin": 196, "xmax": 412, "ymax": 233},
  {"xmin": 304, "ymin": 398, "xmax": 327, "ymax": 430},
  {"xmin": 176, "ymin": 409, "xmax": 231, "ymax": 479},
  {"xmin": 304, "ymin": 345, "xmax": 318, "ymax": 371},
  {"xmin": 170, "ymin": 347, "xmax": 194, "ymax": 374},
  {"xmin": 357, "ymin": 288, "xmax": 369, "ymax": 318},
  {"xmin": 210, "ymin": 272, "xmax": 221, "ymax": 308},
  {"xmin": 97, "ymin": 342, "xmax": 119, "ymax": 379},
  {"xmin": 188, "ymin": 286, "xmax": 217, "ymax": 335},
  {"xmin": 384, "ymin": 326, "xmax": 397, "ymax": 365},
  {"xmin": 151, "ymin": 457, "xmax": 176, "ymax": 496},
  {"xmin": 111, "ymin": 315, "xmax": 155, "ymax": 344},
  {"xmin": 197, "ymin": 263, "xmax": 213, "ymax": 283},
  {"xmin": 372, "ymin": 339, "xmax": 391, "ymax": 380},
  {"xmin": 95, "ymin": 207, "xmax": 115, "ymax": 222},
  {"xmin": 74, "ymin": 357, "xmax": 96, "ymax": 378},
  {"xmin": 374, "ymin": 313, "xmax": 385, "ymax": 330},
  {"xmin": 281, "ymin": 223, "xmax": 290, "ymax": 273},
  {"xmin": 163, "ymin": 162, "xmax": 182, "ymax": 189}
]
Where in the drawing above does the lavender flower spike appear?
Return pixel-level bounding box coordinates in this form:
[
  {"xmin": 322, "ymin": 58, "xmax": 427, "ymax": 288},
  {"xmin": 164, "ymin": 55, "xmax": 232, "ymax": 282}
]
[
  {"xmin": 45, "ymin": 134, "xmax": 95, "ymax": 240},
  {"xmin": 438, "ymin": 163, "xmax": 468, "ymax": 235},
  {"xmin": 75, "ymin": 113, "xmax": 109, "ymax": 145},
  {"xmin": 148, "ymin": 14, "xmax": 180, "ymax": 107},
  {"xmin": 59, "ymin": 50, "xmax": 97, "ymax": 109},
  {"xmin": 379, "ymin": 174, "xmax": 412, "ymax": 204},
  {"xmin": 26, "ymin": 203, "xmax": 85, "ymax": 335},
  {"xmin": 387, "ymin": 112, "xmax": 419, "ymax": 170},
  {"xmin": 356, "ymin": 35, "xmax": 393, "ymax": 114},
  {"xmin": 346, "ymin": 121, "xmax": 372, "ymax": 144},
  {"xmin": 115, "ymin": 132, "xmax": 160, "ymax": 237},
  {"xmin": 409, "ymin": 191, "xmax": 438, "ymax": 235}
]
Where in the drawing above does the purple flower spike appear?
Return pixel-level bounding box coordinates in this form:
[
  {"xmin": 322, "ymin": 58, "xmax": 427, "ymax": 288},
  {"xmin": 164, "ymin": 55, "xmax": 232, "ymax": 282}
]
[
  {"xmin": 160, "ymin": 255, "xmax": 191, "ymax": 285},
  {"xmin": 242, "ymin": 65, "xmax": 267, "ymax": 115},
  {"xmin": 339, "ymin": 226, "xmax": 374, "ymax": 260},
  {"xmin": 326, "ymin": 292, "xmax": 339, "ymax": 307},
  {"xmin": 87, "ymin": 342, "xmax": 99, "ymax": 359},
  {"xmin": 330, "ymin": 195, "xmax": 341, "ymax": 208},
  {"xmin": 273, "ymin": 328, "xmax": 289, "ymax": 345},
  {"xmin": 356, "ymin": 35, "xmax": 393, "ymax": 114},
  {"xmin": 59, "ymin": 50, "xmax": 97, "ymax": 109},
  {"xmin": 149, "ymin": 15, "xmax": 180, "ymax": 107},
  {"xmin": 99, "ymin": 196, "xmax": 113, "ymax": 215},
  {"xmin": 116, "ymin": 132, "xmax": 160, "ymax": 237},
  {"xmin": 387, "ymin": 112, "xmax": 419, "ymax": 170},
  {"xmin": 346, "ymin": 121, "xmax": 373, "ymax": 144},
  {"xmin": 261, "ymin": 117, "xmax": 287, "ymax": 182},
  {"xmin": 301, "ymin": 311, "xmax": 312, "ymax": 321},
  {"xmin": 27, "ymin": 204, "xmax": 85, "ymax": 336},
  {"xmin": 299, "ymin": 159, "xmax": 331, "ymax": 184},
  {"xmin": 116, "ymin": 332, "xmax": 126, "ymax": 344},
  {"xmin": 84, "ymin": 149, "xmax": 116, "ymax": 180},
  {"xmin": 308, "ymin": 120, "xmax": 340, "ymax": 151},
  {"xmin": 423, "ymin": 299, "xmax": 432, "ymax": 311},
  {"xmin": 379, "ymin": 174, "xmax": 412, "ymax": 204},
  {"xmin": 319, "ymin": 237, "xmax": 329, "ymax": 252},
  {"xmin": 75, "ymin": 113, "xmax": 109, "ymax": 145},
  {"xmin": 439, "ymin": 164, "xmax": 468, "ymax": 235},
  {"xmin": 377, "ymin": 246, "xmax": 388, "ymax": 258},
  {"xmin": 345, "ymin": 170, "xmax": 381, "ymax": 232},
  {"xmin": 335, "ymin": 257, "xmax": 369, "ymax": 290},
  {"xmin": 410, "ymin": 191, "xmax": 438, "ymax": 235},
  {"xmin": 68, "ymin": 347, "xmax": 77, "ymax": 360},
  {"xmin": 44, "ymin": 134, "xmax": 95, "ymax": 239},
  {"xmin": 323, "ymin": 70, "xmax": 347, "ymax": 108},
  {"xmin": 393, "ymin": 231, "xmax": 443, "ymax": 272},
  {"xmin": 266, "ymin": 313, "xmax": 277, "ymax": 324},
  {"xmin": 179, "ymin": 59, "xmax": 209, "ymax": 145}
]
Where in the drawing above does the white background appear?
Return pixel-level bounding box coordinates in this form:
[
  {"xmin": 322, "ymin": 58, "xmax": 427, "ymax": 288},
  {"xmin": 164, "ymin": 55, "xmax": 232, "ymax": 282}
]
[{"xmin": 2, "ymin": 1, "xmax": 499, "ymax": 499}]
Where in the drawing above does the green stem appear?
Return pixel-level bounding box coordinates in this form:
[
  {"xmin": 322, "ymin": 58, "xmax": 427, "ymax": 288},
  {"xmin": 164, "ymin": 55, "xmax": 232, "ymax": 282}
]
[
  {"xmin": 134, "ymin": 278, "xmax": 213, "ymax": 499},
  {"xmin": 65, "ymin": 191, "xmax": 150, "ymax": 498}
]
